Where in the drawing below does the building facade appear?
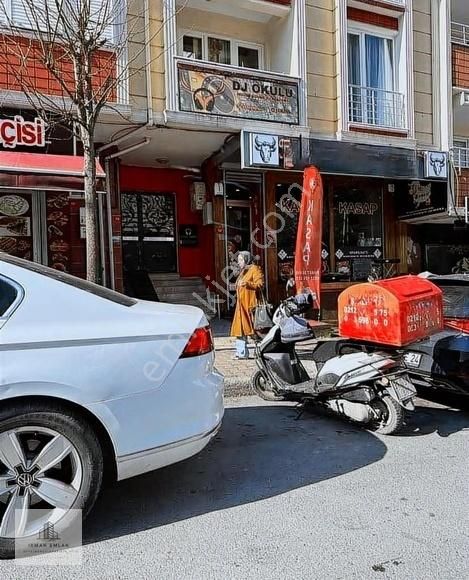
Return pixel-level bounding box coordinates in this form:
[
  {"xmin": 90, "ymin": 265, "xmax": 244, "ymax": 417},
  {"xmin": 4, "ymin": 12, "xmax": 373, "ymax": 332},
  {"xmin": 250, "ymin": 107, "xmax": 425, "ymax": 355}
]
[{"xmin": 0, "ymin": 0, "xmax": 465, "ymax": 319}]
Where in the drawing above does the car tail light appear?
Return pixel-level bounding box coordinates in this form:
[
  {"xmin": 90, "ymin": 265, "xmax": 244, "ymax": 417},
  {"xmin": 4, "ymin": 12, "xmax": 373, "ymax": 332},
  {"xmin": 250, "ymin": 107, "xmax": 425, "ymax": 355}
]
[{"xmin": 181, "ymin": 325, "xmax": 213, "ymax": 358}]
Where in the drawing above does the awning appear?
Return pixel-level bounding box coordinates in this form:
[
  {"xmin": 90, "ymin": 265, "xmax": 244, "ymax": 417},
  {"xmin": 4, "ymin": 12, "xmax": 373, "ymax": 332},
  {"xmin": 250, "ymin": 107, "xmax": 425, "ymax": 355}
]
[
  {"xmin": 0, "ymin": 151, "xmax": 105, "ymax": 177},
  {"xmin": 0, "ymin": 151, "xmax": 106, "ymax": 193}
]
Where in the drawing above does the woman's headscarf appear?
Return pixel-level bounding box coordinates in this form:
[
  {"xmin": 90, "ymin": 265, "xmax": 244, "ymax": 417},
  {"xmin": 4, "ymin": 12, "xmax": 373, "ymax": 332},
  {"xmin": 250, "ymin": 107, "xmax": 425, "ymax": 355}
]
[{"xmin": 238, "ymin": 251, "xmax": 253, "ymax": 266}]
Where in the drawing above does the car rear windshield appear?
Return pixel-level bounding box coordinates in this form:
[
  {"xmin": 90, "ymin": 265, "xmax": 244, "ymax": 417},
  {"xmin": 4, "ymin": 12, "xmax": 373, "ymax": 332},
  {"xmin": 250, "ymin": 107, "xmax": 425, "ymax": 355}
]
[
  {"xmin": 0, "ymin": 254, "xmax": 137, "ymax": 307},
  {"xmin": 441, "ymin": 285, "xmax": 469, "ymax": 319},
  {"xmin": 0, "ymin": 278, "xmax": 18, "ymax": 316}
]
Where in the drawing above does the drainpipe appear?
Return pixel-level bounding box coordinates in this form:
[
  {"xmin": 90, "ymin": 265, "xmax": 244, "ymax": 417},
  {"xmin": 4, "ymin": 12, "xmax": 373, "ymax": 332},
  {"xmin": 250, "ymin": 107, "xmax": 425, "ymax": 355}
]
[
  {"xmin": 103, "ymin": 138, "xmax": 151, "ymax": 289},
  {"xmin": 99, "ymin": 0, "xmax": 152, "ymax": 289},
  {"xmin": 104, "ymin": 158, "xmax": 115, "ymax": 289},
  {"xmin": 144, "ymin": 0, "xmax": 154, "ymax": 127},
  {"xmin": 98, "ymin": 190, "xmax": 107, "ymax": 287}
]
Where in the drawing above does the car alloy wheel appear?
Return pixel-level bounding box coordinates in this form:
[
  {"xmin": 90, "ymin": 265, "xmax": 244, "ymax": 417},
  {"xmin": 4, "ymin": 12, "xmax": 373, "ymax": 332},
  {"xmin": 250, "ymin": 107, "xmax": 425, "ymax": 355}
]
[{"xmin": 0, "ymin": 426, "xmax": 82, "ymax": 539}]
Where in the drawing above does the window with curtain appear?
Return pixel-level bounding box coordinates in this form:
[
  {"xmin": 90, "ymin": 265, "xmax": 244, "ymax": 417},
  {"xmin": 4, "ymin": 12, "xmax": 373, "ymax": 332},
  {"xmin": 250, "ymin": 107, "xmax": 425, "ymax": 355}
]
[
  {"xmin": 348, "ymin": 31, "xmax": 396, "ymax": 126},
  {"xmin": 208, "ymin": 37, "xmax": 231, "ymax": 65}
]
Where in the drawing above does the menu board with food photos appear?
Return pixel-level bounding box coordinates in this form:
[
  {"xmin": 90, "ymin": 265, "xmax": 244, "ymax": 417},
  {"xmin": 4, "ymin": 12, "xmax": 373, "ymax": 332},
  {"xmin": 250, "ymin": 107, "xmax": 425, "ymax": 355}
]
[
  {"xmin": 46, "ymin": 193, "xmax": 71, "ymax": 272},
  {"xmin": 0, "ymin": 193, "xmax": 33, "ymax": 260}
]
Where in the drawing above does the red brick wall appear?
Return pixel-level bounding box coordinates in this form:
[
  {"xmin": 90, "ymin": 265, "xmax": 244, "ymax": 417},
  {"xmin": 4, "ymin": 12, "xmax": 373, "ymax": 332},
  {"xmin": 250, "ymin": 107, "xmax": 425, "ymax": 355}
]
[
  {"xmin": 456, "ymin": 168, "xmax": 469, "ymax": 208},
  {"xmin": 347, "ymin": 7, "xmax": 399, "ymax": 30},
  {"xmin": 452, "ymin": 44, "xmax": 469, "ymax": 89},
  {"xmin": 0, "ymin": 35, "xmax": 117, "ymax": 101}
]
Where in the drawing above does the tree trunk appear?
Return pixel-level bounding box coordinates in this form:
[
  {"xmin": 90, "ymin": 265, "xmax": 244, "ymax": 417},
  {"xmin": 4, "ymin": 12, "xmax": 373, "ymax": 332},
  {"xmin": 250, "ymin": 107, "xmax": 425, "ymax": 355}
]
[{"xmin": 81, "ymin": 131, "xmax": 99, "ymax": 284}]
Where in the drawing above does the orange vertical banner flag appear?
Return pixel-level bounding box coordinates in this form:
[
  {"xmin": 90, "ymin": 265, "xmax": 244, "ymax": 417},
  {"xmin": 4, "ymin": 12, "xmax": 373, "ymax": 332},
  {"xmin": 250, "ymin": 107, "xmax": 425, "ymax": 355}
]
[{"xmin": 294, "ymin": 166, "xmax": 323, "ymax": 308}]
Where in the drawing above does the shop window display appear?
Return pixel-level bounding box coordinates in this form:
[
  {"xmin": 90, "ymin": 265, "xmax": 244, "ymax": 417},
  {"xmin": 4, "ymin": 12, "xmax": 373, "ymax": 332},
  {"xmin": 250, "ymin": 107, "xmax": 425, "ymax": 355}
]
[{"xmin": 333, "ymin": 186, "xmax": 383, "ymax": 281}]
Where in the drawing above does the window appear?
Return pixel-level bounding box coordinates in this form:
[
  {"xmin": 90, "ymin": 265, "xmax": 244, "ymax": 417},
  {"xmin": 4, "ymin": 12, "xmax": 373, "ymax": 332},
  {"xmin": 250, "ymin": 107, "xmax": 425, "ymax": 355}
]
[
  {"xmin": 180, "ymin": 32, "xmax": 263, "ymax": 69},
  {"xmin": 0, "ymin": 278, "xmax": 19, "ymax": 317},
  {"xmin": 208, "ymin": 37, "xmax": 231, "ymax": 65},
  {"xmin": 347, "ymin": 29, "xmax": 403, "ymax": 128},
  {"xmin": 0, "ymin": 255, "xmax": 137, "ymax": 307},
  {"xmin": 453, "ymin": 138, "xmax": 469, "ymax": 167},
  {"xmin": 332, "ymin": 186, "xmax": 383, "ymax": 281},
  {"xmin": 2, "ymin": 0, "xmax": 115, "ymax": 43},
  {"xmin": 348, "ymin": 32, "xmax": 394, "ymax": 91},
  {"xmin": 238, "ymin": 45, "xmax": 259, "ymax": 69},
  {"xmin": 183, "ymin": 35, "xmax": 203, "ymax": 60}
]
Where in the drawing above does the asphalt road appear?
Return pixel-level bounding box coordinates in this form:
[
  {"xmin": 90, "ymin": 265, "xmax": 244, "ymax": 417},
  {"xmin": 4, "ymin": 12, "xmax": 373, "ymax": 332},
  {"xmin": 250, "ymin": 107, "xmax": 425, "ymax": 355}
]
[{"xmin": 2, "ymin": 395, "xmax": 469, "ymax": 579}]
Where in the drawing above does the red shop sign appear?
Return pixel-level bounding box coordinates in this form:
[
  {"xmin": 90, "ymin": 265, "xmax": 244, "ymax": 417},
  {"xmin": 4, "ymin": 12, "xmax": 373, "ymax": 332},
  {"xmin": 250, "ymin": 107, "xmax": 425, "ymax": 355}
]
[{"xmin": 0, "ymin": 116, "xmax": 46, "ymax": 149}]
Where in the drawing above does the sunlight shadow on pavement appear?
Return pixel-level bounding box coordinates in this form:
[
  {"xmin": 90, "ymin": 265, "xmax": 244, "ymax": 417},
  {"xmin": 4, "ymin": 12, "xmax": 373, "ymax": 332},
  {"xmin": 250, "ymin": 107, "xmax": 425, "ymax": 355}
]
[{"xmin": 84, "ymin": 401, "xmax": 387, "ymax": 545}]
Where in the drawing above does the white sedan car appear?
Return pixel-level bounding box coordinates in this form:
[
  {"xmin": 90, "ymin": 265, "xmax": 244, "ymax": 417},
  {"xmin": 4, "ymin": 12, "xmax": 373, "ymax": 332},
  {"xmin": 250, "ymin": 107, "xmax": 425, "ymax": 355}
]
[{"xmin": 0, "ymin": 254, "xmax": 224, "ymax": 558}]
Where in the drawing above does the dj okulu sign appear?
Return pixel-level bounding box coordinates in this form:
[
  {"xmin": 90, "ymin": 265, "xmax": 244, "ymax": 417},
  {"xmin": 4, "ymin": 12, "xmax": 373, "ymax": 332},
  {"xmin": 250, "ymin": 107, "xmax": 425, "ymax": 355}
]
[{"xmin": 178, "ymin": 62, "xmax": 299, "ymax": 125}]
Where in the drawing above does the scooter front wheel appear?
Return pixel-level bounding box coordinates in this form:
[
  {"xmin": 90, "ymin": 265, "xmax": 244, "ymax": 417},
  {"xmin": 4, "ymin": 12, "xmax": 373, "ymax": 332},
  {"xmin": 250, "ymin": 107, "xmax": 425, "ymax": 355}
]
[
  {"xmin": 369, "ymin": 395, "xmax": 405, "ymax": 435},
  {"xmin": 252, "ymin": 371, "xmax": 284, "ymax": 402}
]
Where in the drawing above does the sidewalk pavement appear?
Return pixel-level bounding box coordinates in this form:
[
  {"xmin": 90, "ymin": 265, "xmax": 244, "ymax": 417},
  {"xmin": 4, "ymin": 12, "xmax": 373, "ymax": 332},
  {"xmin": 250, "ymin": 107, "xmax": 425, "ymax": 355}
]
[
  {"xmin": 211, "ymin": 318, "xmax": 257, "ymax": 397},
  {"xmin": 211, "ymin": 318, "xmax": 326, "ymax": 397}
]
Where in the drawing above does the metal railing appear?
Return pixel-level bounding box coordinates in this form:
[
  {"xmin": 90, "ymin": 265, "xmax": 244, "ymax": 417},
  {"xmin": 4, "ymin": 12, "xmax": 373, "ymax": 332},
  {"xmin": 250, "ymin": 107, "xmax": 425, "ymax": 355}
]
[
  {"xmin": 452, "ymin": 22, "xmax": 469, "ymax": 45},
  {"xmin": 348, "ymin": 84, "xmax": 406, "ymax": 130},
  {"xmin": 453, "ymin": 147, "xmax": 469, "ymax": 168}
]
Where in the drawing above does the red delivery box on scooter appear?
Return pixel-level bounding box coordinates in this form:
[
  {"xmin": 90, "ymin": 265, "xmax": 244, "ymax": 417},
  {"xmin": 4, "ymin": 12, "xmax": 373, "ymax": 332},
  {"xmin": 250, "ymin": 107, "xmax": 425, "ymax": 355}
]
[{"xmin": 338, "ymin": 276, "xmax": 444, "ymax": 347}]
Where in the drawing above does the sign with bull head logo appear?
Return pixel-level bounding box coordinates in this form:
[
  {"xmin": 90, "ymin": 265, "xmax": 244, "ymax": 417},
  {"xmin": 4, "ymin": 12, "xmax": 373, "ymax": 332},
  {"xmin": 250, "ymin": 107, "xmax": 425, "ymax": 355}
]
[
  {"xmin": 424, "ymin": 151, "xmax": 448, "ymax": 179},
  {"xmin": 250, "ymin": 133, "xmax": 279, "ymax": 167}
]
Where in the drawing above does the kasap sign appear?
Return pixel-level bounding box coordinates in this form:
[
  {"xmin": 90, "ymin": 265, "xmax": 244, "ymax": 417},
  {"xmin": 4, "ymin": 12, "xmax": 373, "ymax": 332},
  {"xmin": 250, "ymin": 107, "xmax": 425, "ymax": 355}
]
[{"xmin": 0, "ymin": 116, "xmax": 46, "ymax": 149}]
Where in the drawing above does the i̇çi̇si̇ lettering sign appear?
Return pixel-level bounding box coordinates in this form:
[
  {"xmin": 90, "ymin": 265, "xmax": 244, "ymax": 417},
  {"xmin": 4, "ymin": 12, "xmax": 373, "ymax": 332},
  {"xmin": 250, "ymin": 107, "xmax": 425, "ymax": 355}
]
[
  {"xmin": 0, "ymin": 116, "xmax": 46, "ymax": 148},
  {"xmin": 177, "ymin": 62, "xmax": 300, "ymax": 125}
]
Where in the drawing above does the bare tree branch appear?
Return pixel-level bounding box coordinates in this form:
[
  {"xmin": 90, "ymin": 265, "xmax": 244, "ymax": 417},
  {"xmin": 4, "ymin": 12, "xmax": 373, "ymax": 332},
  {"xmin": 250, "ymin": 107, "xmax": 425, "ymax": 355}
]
[{"xmin": 0, "ymin": 0, "xmax": 188, "ymax": 283}]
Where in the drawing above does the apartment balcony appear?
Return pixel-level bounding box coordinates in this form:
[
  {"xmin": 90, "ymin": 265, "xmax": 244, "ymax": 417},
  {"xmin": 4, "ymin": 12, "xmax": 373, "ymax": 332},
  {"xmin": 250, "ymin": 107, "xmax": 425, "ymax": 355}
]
[
  {"xmin": 163, "ymin": 0, "xmax": 306, "ymax": 132},
  {"xmin": 451, "ymin": 147, "xmax": 469, "ymax": 209},
  {"xmin": 453, "ymin": 146, "xmax": 469, "ymax": 169},
  {"xmin": 348, "ymin": 85, "xmax": 406, "ymax": 131},
  {"xmin": 451, "ymin": 21, "xmax": 469, "ymax": 47}
]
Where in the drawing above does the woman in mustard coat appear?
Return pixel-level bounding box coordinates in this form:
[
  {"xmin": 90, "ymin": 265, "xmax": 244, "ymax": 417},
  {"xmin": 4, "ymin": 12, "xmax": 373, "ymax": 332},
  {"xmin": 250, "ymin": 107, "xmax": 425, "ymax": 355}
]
[{"xmin": 230, "ymin": 251, "xmax": 264, "ymax": 359}]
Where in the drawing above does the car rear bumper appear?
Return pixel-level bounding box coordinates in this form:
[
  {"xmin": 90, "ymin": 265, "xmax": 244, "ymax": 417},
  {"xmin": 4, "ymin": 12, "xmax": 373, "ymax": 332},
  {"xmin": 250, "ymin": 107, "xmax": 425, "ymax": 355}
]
[
  {"xmin": 116, "ymin": 417, "xmax": 223, "ymax": 481},
  {"xmin": 88, "ymin": 351, "xmax": 224, "ymax": 480}
]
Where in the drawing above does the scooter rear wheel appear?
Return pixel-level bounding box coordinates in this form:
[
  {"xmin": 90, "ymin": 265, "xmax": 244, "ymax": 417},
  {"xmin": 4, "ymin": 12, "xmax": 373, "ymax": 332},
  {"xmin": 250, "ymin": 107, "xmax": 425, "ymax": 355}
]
[
  {"xmin": 369, "ymin": 395, "xmax": 405, "ymax": 435},
  {"xmin": 252, "ymin": 371, "xmax": 284, "ymax": 402}
]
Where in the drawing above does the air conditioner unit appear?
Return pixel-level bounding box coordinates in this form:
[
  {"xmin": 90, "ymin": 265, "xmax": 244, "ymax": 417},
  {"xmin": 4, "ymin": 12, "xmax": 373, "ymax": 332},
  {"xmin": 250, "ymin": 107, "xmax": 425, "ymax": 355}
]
[{"xmin": 202, "ymin": 202, "xmax": 213, "ymax": 225}]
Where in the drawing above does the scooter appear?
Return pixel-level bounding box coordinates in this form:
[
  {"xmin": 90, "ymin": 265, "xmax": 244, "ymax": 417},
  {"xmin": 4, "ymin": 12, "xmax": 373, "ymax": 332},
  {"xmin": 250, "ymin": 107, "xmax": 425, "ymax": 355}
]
[{"xmin": 252, "ymin": 293, "xmax": 417, "ymax": 435}]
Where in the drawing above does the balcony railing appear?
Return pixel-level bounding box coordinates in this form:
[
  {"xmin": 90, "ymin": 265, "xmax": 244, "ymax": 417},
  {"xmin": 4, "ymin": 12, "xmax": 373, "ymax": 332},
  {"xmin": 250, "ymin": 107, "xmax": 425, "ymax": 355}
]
[
  {"xmin": 452, "ymin": 22, "xmax": 469, "ymax": 45},
  {"xmin": 453, "ymin": 147, "xmax": 469, "ymax": 169},
  {"xmin": 348, "ymin": 84, "xmax": 406, "ymax": 130}
]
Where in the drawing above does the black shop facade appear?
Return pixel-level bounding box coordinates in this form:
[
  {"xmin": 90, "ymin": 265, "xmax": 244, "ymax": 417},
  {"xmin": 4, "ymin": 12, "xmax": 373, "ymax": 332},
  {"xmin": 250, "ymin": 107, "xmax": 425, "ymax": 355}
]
[{"xmin": 237, "ymin": 132, "xmax": 450, "ymax": 321}]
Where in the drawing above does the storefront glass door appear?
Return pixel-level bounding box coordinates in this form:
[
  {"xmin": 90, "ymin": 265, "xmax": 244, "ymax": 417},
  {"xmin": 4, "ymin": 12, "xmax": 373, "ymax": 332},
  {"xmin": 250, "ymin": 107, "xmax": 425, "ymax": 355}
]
[
  {"xmin": 223, "ymin": 174, "xmax": 264, "ymax": 308},
  {"xmin": 0, "ymin": 190, "xmax": 83, "ymax": 274},
  {"xmin": 0, "ymin": 191, "xmax": 46, "ymax": 264}
]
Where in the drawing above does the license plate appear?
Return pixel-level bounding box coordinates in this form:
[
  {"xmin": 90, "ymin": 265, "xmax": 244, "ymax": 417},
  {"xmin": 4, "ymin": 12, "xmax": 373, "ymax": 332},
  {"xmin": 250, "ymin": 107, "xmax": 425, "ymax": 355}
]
[
  {"xmin": 391, "ymin": 376, "xmax": 417, "ymax": 401},
  {"xmin": 403, "ymin": 352, "xmax": 422, "ymax": 368}
]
